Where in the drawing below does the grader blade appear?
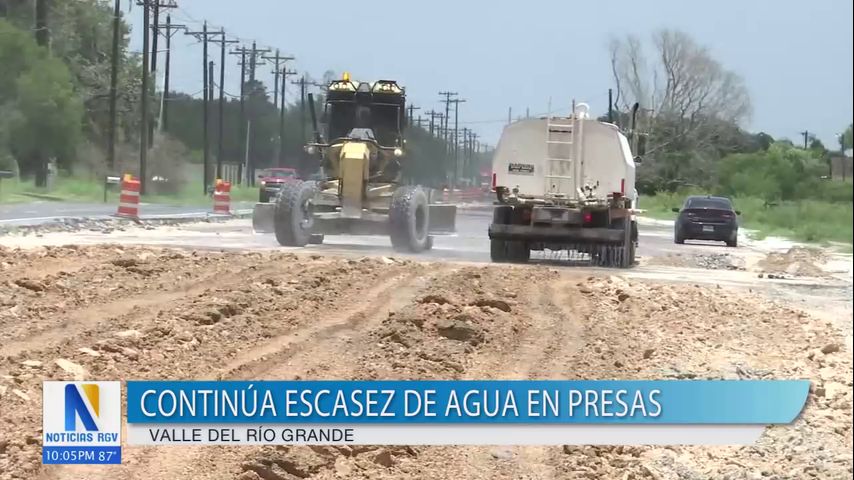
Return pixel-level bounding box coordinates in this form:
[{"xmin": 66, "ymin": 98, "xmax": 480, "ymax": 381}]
[
  {"xmin": 428, "ymin": 204, "xmax": 457, "ymax": 234},
  {"xmin": 252, "ymin": 202, "xmax": 276, "ymax": 234}
]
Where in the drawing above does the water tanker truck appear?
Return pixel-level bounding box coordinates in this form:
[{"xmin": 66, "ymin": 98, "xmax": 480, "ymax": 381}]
[{"xmin": 488, "ymin": 102, "xmax": 645, "ymax": 268}]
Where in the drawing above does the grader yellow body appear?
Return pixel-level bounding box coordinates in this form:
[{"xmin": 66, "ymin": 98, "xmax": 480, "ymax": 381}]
[{"xmin": 252, "ymin": 76, "xmax": 456, "ymax": 252}]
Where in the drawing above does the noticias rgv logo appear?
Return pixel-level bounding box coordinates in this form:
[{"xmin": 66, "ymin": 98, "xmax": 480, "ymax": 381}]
[
  {"xmin": 65, "ymin": 383, "xmax": 100, "ymax": 432},
  {"xmin": 43, "ymin": 381, "xmax": 122, "ymax": 465},
  {"xmin": 43, "ymin": 381, "xmax": 121, "ymax": 445}
]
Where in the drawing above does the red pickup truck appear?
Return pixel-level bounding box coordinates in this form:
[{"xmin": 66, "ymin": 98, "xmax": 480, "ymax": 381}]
[{"xmin": 258, "ymin": 168, "xmax": 299, "ymax": 202}]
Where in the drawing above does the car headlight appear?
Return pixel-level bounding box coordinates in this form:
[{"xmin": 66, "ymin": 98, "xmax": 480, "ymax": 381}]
[
  {"xmin": 260, "ymin": 181, "xmax": 266, "ymax": 186},
  {"xmin": 393, "ymin": 148, "xmax": 404, "ymax": 157}
]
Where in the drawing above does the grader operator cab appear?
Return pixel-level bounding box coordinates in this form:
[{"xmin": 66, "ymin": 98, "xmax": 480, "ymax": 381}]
[{"xmin": 252, "ymin": 74, "xmax": 456, "ymax": 252}]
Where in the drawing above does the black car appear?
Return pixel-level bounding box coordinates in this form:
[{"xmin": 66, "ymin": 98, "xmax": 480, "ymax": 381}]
[{"xmin": 673, "ymin": 196, "xmax": 740, "ymax": 247}]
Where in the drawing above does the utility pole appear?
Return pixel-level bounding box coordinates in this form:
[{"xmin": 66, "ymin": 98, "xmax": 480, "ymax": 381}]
[
  {"xmin": 450, "ymin": 98, "xmax": 466, "ymax": 188},
  {"xmin": 209, "ymin": 59, "xmax": 216, "ymax": 180},
  {"xmin": 800, "ymin": 130, "xmax": 810, "ymax": 149},
  {"xmin": 279, "ymin": 66, "xmax": 297, "ymax": 166},
  {"xmin": 217, "ymin": 31, "xmax": 238, "ymax": 180},
  {"xmin": 139, "ymin": 0, "xmax": 150, "ymax": 194},
  {"xmin": 142, "ymin": 1, "xmax": 176, "ymax": 148},
  {"xmin": 461, "ymin": 127, "xmax": 470, "ymax": 184},
  {"xmin": 34, "ymin": 0, "xmax": 49, "ymax": 47},
  {"xmin": 185, "ymin": 22, "xmax": 217, "ymax": 193},
  {"xmin": 187, "ymin": 25, "xmax": 231, "ymax": 191},
  {"xmin": 33, "ymin": 0, "xmax": 50, "ymax": 187},
  {"xmin": 435, "ymin": 113, "xmax": 445, "ymax": 138},
  {"xmin": 264, "ymin": 50, "xmax": 295, "ymax": 166},
  {"xmin": 472, "ymin": 132, "xmax": 481, "ymax": 184},
  {"xmin": 229, "ymin": 46, "xmax": 250, "ymax": 184},
  {"xmin": 107, "ymin": 0, "xmax": 120, "ymax": 172},
  {"xmin": 246, "ymin": 43, "xmax": 269, "ymax": 185},
  {"xmin": 263, "ymin": 50, "xmax": 295, "ymax": 111},
  {"xmin": 407, "ymin": 105, "xmax": 421, "ymax": 126},
  {"xmin": 202, "ymin": 24, "xmax": 209, "ymax": 194},
  {"xmin": 293, "ymin": 76, "xmax": 307, "ymax": 146},
  {"xmin": 471, "ymin": 132, "xmax": 480, "ymax": 182},
  {"xmin": 439, "ymin": 92, "xmax": 458, "ymax": 186},
  {"xmin": 438, "ymin": 91, "xmax": 458, "ymax": 148},
  {"xmin": 248, "ymin": 41, "xmax": 271, "ymax": 83},
  {"xmin": 157, "ymin": 15, "xmax": 185, "ymax": 133},
  {"xmin": 147, "ymin": 0, "xmax": 159, "ymax": 148},
  {"xmin": 424, "ymin": 110, "xmax": 441, "ymax": 136},
  {"xmin": 33, "ymin": 0, "xmax": 49, "ymax": 183}
]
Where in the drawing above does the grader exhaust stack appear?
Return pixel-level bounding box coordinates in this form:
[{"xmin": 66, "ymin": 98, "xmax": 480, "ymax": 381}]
[{"xmin": 252, "ymin": 74, "xmax": 456, "ymax": 250}]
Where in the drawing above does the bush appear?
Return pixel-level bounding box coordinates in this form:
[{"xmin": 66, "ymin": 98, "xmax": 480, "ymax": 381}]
[{"xmin": 716, "ymin": 143, "xmax": 828, "ymax": 201}]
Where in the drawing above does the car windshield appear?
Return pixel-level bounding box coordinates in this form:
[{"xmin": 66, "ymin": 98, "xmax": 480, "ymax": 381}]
[
  {"xmin": 686, "ymin": 197, "xmax": 732, "ymax": 210},
  {"xmin": 269, "ymin": 170, "xmax": 294, "ymax": 178}
]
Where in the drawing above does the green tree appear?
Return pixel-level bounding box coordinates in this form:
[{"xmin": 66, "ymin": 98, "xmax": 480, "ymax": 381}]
[
  {"xmin": 2, "ymin": 0, "xmax": 138, "ymax": 142},
  {"xmin": 0, "ymin": 19, "xmax": 42, "ymax": 103},
  {"xmin": 11, "ymin": 54, "xmax": 84, "ymax": 180},
  {"xmin": 843, "ymin": 124, "xmax": 853, "ymax": 150},
  {"xmin": 0, "ymin": 19, "xmax": 83, "ymax": 181}
]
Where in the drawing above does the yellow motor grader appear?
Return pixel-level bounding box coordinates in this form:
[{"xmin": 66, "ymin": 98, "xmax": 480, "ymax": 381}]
[{"xmin": 252, "ymin": 74, "xmax": 456, "ymax": 252}]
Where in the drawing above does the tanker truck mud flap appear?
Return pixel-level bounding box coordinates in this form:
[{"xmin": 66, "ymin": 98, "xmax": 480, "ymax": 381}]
[
  {"xmin": 428, "ymin": 204, "xmax": 457, "ymax": 234},
  {"xmin": 252, "ymin": 202, "xmax": 276, "ymax": 234}
]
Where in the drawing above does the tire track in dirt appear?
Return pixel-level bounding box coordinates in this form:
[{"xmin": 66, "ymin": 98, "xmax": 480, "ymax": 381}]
[
  {"xmin": 419, "ymin": 272, "xmax": 588, "ymax": 480},
  {"xmin": 1, "ymin": 247, "xmax": 245, "ymax": 351},
  {"xmin": 0, "ymin": 260, "xmax": 322, "ymax": 358},
  {"xmin": 227, "ymin": 268, "xmax": 442, "ymax": 381},
  {"xmin": 105, "ymin": 266, "xmax": 449, "ymax": 480},
  {"xmin": 489, "ymin": 276, "xmax": 595, "ymax": 480},
  {"xmin": 4, "ymin": 252, "xmax": 410, "ymax": 480},
  {"xmin": 222, "ymin": 265, "xmax": 587, "ymax": 480},
  {"xmin": 0, "ymin": 246, "xmax": 102, "ymax": 279}
]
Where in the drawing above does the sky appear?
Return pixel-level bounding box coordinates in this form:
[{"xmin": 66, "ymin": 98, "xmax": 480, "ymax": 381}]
[{"xmin": 127, "ymin": 0, "xmax": 853, "ymax": 147}]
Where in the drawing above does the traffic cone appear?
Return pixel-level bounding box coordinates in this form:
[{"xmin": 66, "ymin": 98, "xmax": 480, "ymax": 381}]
[
  {"xmin": 116, "ymin": 174, "xmax": 140, "ymax": 219},
  {"xmin": 213, "ymin": 179, "xmax": 231, "ymax": 215}
]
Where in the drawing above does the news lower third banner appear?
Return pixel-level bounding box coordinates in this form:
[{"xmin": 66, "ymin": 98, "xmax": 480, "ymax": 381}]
[{"xmin": 125, "ymin": 380, "xmax": 809, "ymax": 446}]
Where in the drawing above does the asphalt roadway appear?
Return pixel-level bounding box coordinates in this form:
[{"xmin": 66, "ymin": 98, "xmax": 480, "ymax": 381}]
[
  {"xmin": 0, "ymin": 199, "xmax": 767, "ymax": 268},
  {"xmin": 0, "ymin": 201, "xmax": 255, "ymax": 227}
]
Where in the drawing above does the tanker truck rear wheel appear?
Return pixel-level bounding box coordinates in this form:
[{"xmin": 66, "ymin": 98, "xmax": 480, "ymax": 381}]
[
  {"xmin": 490, "ymin": 239, "xmax": 507, "ymax": 262},
  {"xmin": 389, "ymin": 185, "xmax": 432, "ymax": 253},
  {"xmin": 489, "ymin": 205, "xmax": 513, "ymax": 262},
  {"xmin": 273, "ymin": 180, "xmax": 316, "ymax": 247}
]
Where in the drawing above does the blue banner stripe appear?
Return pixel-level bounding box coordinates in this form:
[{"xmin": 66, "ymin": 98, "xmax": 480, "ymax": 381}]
[
  {"xmin": 126, "ymin": 380, "xmax": 808, "ymax": 424},
  {"xmin": 42, "ymin": 446, "xmax": 121, "ymax": 465}
]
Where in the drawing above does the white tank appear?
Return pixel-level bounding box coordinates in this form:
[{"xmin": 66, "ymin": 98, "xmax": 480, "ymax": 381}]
[{"xmin": 492, "ymin": 111, "xmax": 636, "ymax": 203}]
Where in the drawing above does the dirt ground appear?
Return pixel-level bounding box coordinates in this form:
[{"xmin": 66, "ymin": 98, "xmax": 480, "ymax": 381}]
[{"xmin": 0, "ymin": 245, "xmax": 851, "ymax": 480}]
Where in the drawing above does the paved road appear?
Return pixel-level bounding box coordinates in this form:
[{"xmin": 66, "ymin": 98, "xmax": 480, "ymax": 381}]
[
  {"xmin": 0, "ymin": 201, "xmax": 255, "ymax": 226},
  {"xmin": 0, "ymin": 199, "xmax": 759, "ymax": 268},
  {"xmin": 0, "ymin": 207, "xmax": 718, "ymax": 264}
]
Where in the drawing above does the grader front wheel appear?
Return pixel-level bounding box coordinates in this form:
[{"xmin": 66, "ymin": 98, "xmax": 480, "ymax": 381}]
[
  {"xmin": 273, "ymin": 180, "xmax": 317, "ymax": 247},
  {"xmin": 389, "ymin": 185, "xmax": 433, "ymax": 253}
]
